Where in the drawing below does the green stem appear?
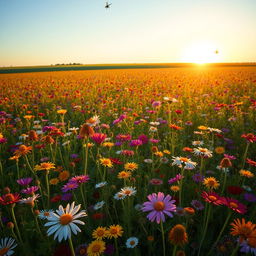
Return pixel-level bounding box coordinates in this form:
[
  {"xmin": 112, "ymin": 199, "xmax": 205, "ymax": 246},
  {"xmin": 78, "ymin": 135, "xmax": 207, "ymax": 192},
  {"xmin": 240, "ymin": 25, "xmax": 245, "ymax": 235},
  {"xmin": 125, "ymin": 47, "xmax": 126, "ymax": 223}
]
[
  {"xmin": 179, "ymin": 167, "xmax": 185, "ymax": 206},
  {"xmin": 45, "ymin": 171, "xmax": 50, "ymax": 208},
  {"xmin": 160, "ymin": 220, "xmax": 166, "ymax": 256},
  {"xmin": 172, "ymin": 245, "xmax": 177, "ymax": 256},
  {"xmin": 68, "ymin": 237, "xmax": 75, "ymax": 256},
  {"xmin": 221, "ymin": 172, "xmax": 227, "ymax": 194},
  {"xmin": 84, "ymin": 137, "xmax": 89, "ymax": 175},
  {"xmin": 10, "ymin": 206, "xmax": 23, "ymax": 244},
  {"xmin": 114, "ymin": 238, "xmax": 119, "ymax": 256},
  {"xmin": 199, "ymin": 158, "xmax": 204, "ymax": 176},
  {"xmin": 242, "ymin": 142, "xmax": 249, "ymax": 169},
  {"xmin": 230, "ymin": 243, "xmax": 239, "ymax": 256}
]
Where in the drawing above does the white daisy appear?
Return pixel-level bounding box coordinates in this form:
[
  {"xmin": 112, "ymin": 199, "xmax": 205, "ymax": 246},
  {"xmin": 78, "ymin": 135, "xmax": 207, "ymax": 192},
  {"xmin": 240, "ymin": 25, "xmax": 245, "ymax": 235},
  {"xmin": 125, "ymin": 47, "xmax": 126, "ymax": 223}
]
[
  {"xmin": 0, "ymin": 237, "xmax": 17, "ymax": 256},
  {"xmin": 126, "ymin": 237, "xmax": 139, "ymax": 248},
  {"xmin": 19, "ymin": 194, "xmax": 40, "ymax": 206},
  {"xmin": 113, "ymin": 192, "xmax": 126, "ymax": 200},
  {"xmin": 44, "ymin": 202, "xmax": 87, "ymax": 242},
  {"xmin": 38, "ymin": 209, "xmax": 54, "ymax": 220},
  {"xmin": 172, "ymin": 156, "xmax": 197, "ymax": 169},
  {"xmin": 93, "ymin": 201, "xmax": 105, "ymax": 210},
  {"xmin": 95, "ymin": 181, "xmax": 108, "ymax": 188},
  {"xmin": 193, "ymin": 147, "xmax": 213, "ymax": 158},
  {"xmin": 120, "ymin": 187, "xmax": 137, "ymax": 197}
]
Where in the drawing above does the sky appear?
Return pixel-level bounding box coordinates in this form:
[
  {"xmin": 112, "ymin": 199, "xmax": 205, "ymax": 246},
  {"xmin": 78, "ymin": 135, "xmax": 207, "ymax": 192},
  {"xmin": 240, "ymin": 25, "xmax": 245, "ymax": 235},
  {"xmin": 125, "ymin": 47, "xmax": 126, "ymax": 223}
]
[{"xmin": 0, "ymin": 0, "xmax": 256, "ymax": 66}]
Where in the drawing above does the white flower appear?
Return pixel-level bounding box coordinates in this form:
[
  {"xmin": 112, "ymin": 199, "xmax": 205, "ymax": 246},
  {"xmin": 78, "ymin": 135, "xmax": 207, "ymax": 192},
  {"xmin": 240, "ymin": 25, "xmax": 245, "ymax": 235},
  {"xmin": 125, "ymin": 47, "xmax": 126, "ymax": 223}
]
[
  {"xmin": 120, "ymin": 187, "xmax": 137, "ymax": 197},
  {"xmin": 38, "ymin": 209, "xmax": 54, "ymax": 220},
  {"xmin": 126, "ymin": 237, "xmax": 139, "ymax": 248},
  {"xmin": 45, "ymin": 202, "xmax": 87, "ymax": 242},
  {"xmin": 207, "ymin": 127, "xmax": 222, "ymax": 133},
  {"xmin": 150, "ymin": 122, "xmax": 160, "ymax": 126},
  {"xmin": 19, "ymin": 194, "xmax": 40, "ymax": 206},
  {"xmin": 93, "ymin": 201, "xmax": 105, "ymax": 210},
  {"xmin": 0, "ymin": 237, "xmax": 17, "ymax": 256},
  {"xmin": 193, "ymin": 147, "xmax": 213, "ymax": 158},
  {"xmin": 95, "ymin": 181, "xmax": 108, "ymax": 188},
  {"xmin": 149, "ymin": 126, "xmax": 158, "ymax": 132},
  {"xmin": 172, "ymin": 156, "xmax": 197, "ymax": 169},
  {"xmin": 192, "ymin": 141, "xmax": 204, "ymax": 146},
  {"xmin": 144, "ymin": 159, "xmax": 153, "ymax": 164},
  {"xmin": 113, "ymin": 192, "xmax": 126, "ymax": 200}
]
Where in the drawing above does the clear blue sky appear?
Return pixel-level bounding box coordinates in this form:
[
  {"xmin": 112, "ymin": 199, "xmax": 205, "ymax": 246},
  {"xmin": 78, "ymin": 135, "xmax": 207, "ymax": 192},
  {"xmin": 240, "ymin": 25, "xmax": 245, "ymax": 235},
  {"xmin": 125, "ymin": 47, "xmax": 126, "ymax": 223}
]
[{"xmin": 0, "ymin": 0, "xmax": 256, "ymax": 66}]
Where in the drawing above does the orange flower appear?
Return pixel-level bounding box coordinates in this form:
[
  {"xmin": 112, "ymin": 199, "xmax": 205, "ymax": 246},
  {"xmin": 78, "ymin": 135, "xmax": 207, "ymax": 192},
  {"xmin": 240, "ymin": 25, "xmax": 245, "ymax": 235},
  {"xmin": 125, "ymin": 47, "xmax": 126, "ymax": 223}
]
[
  {"xmin": 14, "ymin": 145, "xmax": 32, "ymax": 156},
  {"xmin": 168, "ymin": 224, "xmax": 188, "ymax": 246},
  {"xmin": 28, "ymin": 130, "xmax": 38, "ymax": 141},
  {"xmin": 79, "ymin": 123, "xmax": 94, "ymax": 138}
]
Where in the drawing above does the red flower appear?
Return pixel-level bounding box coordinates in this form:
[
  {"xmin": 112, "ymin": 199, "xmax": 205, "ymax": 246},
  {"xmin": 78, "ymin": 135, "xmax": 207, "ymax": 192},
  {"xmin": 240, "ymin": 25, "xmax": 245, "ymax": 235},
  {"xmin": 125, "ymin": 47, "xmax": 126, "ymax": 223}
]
[
  {"xmin": 241, "ymin": 133, "xmax": 256, "ymax": 143},
  {"xmin": 222, "ymin": 197, "xmax": 247, "ymax": 214},
  {"xmin": 92, "ymin": 212, "xmax": 105, "ymax": 220},
  {"xmin": 246, "ymin": 158, "xmax": 256, "ymax": 167},
  {"xmin": 50, "ymin": 195, "xmax": 61, "ymax": 203},
  {"xmin": 109, "ymin": 158, "xmax": 123, "ymax": 165},
  {"xmin": 201, "ymin": 191, "xmax": 224, "ymax": 206},
  {"xmin": 0, "ymin": 193, "xmax": 20, "ymax": 205},
  {"xmin": 227, "ymin": 186, "xmax": 244, "ymax": 195}
]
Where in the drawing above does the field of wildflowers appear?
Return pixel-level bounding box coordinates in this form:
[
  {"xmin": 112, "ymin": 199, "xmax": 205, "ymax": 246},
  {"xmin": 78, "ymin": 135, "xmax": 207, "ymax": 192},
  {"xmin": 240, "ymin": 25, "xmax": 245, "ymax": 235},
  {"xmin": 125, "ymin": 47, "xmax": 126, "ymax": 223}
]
[{"xmin": 0, "ymin": 67, "xmax": 256, "ymax": 256}]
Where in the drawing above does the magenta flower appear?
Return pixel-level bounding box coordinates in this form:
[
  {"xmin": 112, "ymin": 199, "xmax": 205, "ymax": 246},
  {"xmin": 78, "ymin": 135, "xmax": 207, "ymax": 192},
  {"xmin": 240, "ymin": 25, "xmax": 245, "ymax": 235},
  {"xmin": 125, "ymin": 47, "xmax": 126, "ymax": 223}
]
[
  {"xmin": 62, "ymin": 182, "xmax": 79, "ymax": 193},
  {"xmin": 142, "ymin": 192, "xmax": 176, "ymax": 224},
  {"xmin": 168, "ymin": 174, "xmax": 184, "ymax": 184},
  {"xmin": 17, "ymin": 177, "xmax": 33, "ymax": 186},
  {"xmin": 69, "ymin": 175, "xmax": 90, "ymax": 184},
  {"xmin": 91, "ymin": 133, "xmax": 107, "ymax": 144},
  {"xmin": 222, "ymin": 197, "xmax": 247, "ymax": 214},
  {"xmin": 130, "ymin": 139, "xmax": 143, "ymax": 147},
  {"xmin": 21, "ymin": 186, "xmax": 39, "ymax": 195}
]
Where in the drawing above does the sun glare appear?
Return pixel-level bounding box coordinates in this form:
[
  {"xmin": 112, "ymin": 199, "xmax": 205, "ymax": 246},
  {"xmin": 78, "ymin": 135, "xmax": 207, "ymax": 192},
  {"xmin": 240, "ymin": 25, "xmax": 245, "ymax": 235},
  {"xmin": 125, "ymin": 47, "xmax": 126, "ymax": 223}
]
[{"xmin": 181, "ymin": 41, "xmax": 221, "ymax": 64}]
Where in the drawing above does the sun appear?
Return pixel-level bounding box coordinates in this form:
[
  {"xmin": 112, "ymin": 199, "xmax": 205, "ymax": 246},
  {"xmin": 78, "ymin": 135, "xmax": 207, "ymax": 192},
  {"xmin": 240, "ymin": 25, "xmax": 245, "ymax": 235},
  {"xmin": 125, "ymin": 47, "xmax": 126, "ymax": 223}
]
[{"xmin": 181, "ymin": 41, "xmax": 221, "ymax": 64}]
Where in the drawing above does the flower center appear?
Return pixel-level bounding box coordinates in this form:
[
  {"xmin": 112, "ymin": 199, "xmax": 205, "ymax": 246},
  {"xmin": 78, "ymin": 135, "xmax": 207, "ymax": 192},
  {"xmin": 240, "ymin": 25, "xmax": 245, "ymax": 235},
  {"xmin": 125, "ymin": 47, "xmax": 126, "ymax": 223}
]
[
  {"xmin": 130, "ymin": 241, "xmax": 135, "ymax": 245},
  {"xmin": 208, "ymin": 195, "xmax": 217, "ymax": 201},
  {"xmin": 110, "ymin": 228, "xmax": 118, "ymax": 234},
  {"xmin": 5, "ymin": 194, "xmax": 15, "ymax": 202},
  {"xmin": 97, "ymin": 230, "xmax": 105, "ymax": 236},
  {"xmin": 180, "ymin": 157, "xmax": 188, "ymax": 162},
  {"xmin": 92, "ymin": 245, "xmax": 101, "ymax": 253},
  {"xmin": 44, "ymin": 212, "xmax": 50, "ymax": 216},
  {"xmin": 154, "ymin": 201, "xmax": 165, "ymax": 211},
  {"xmin": 229, "ymin": 202, "xmax": 238, "ymax": 208},
  {"xmin": 0, "ymin": 247, "xmax": 9, "ymax": 255},
  {"xmin": 60, "ymin": 214, "xmax": 73, "ymax": 225},
  {"xmin": 80, "ymin": 248, "xmax": 86, "ymax": 254}
]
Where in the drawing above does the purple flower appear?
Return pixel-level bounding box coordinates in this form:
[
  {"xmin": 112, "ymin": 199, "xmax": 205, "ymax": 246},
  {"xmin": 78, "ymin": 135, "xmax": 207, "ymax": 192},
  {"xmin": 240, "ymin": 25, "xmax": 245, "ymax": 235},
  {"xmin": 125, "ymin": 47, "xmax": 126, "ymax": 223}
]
[
  {"xmin": 113, "ymin": 114, "xmax": 127, "ymax": 125},
  {"xmin": 152, "ymin": 101, "xmax": 161, "ymax": 108},
  {"xmin": 244, "ymin": 193, "xmax": 256, "ymax": 202},
  {"xmin": 61, "ymin": 193, "xmax": 73, "ymax": 201},
  {"xmin": 70, "ymin": 154, "xmax": 79, "ymax": 159},
  {"xmin": 192, "ymin": 173, "xmax": 204, "ymax": 183},
  {"xmin": 130, "ymin": 139, "xmax": 143, "ymax": 147},
  {"xmin": 21, "ymin": 186, "xmax": 39, "ymax": 194},
  {"xmin": 168, "ymin": 174, "xmax": 183, "ymax": 184},
  {"xmin": 239, "ymin": 241, "xmax": 256, "ymax": 255},
  {"xmin": 62, "ymin": 182, "xmax": 79, "ymax": 193},
  {"xmin": 142, "ymin": 192, "xmax": 176, "ymax": 224},
  {"xmin": 191, "ymin": 200, "xmax": 204, "ymax": 210},
  {"xmin": 17, "ymin": 177, "xmax": 33, "ymax": 186},
  {"xmin": 42, "ymin": 126, "xmax": 56, "ymax": 132}
]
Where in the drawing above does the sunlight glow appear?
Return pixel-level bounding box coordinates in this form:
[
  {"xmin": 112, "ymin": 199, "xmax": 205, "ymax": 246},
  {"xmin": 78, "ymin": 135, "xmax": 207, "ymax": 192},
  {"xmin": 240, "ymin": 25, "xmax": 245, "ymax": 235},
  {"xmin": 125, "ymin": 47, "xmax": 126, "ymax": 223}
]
[{"xmin": 181, "ymin": 41, "xmax": 221, "ymax": 64}]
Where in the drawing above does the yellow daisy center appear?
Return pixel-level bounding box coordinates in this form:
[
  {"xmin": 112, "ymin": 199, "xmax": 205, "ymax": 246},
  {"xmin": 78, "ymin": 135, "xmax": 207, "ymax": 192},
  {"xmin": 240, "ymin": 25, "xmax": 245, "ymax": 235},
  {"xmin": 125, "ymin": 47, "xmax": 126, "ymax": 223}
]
[
  {"xmin": 0, "ymin": 247, "xmax": 9, "ymax": 255},
  {"xmin": 208, "ymin": 195, "xmax": 217, "ymax": 201},
  {"xmin": 91, "ymin": 244, "xmax": 101, "ymax": 253},
  {"xmin": 229, "ymin": 202, "xmax": 238, "ymax": 208}
]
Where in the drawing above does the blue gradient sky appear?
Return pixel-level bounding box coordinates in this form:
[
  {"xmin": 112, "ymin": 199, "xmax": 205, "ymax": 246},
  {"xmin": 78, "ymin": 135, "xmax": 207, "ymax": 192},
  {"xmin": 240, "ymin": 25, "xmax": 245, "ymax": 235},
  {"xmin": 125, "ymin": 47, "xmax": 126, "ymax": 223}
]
[{"xmin": 0, "ymin": 0, "xmax": 255, "ymax": 66}]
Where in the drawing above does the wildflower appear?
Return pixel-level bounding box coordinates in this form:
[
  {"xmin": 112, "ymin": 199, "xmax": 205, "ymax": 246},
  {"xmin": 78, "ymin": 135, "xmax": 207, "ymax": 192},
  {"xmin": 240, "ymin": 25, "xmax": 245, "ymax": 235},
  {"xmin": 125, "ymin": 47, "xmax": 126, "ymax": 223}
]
[
  {"xmin": 0, "ymin": 193, "xmax": 20, "ymax": 206},
  {"xmin": 34, "ymin": 162, "xmax": 55, "ymax": 171},
  {"xmin": 230, "ymin": 218, "xmax": 256, "ymax": 242},
  {"xmin": 17, "ymin": 177, "xmax": 33, "ymax": 186},
  {"xmin": 19, "ymin": 194, "xmax": 40, "ymax": 207},
  {"xmin": 94, "ymin": 201, "xmax": 105, "ymax": 210},
  {"xmin": 58, "ymin": 170, "xmax": 70, "ymax": 181},
  {"xmin": 92, "ymin": 226, "xmax": 108, "ymax": 240},
  {"xmin": 120, "ymin": 150, "xmax": 134, "ymax": 156},
  {"xmin": 241, "ymin": 133, "xmax": 256, "ymax": 143},
  {"xmin": 192, "ymin": 173, "xmax": 204, "ymax": 183},
  {"xmin": 87, "ymin": 240, "xmax": 106, "ymax": 256},
  {"xmin": 193, "ymin": 147, "xmax": 213, "ymax": 158},
  {"xmin": 203, "ymin": 177, "xmax": 220, "ymax": 190},
  {"xmin": 14, "ymin": 144, "xmax": 32, "ymax": 156},
  {"xmin": 222, "ymin": 198, "xmax": 247, "ymax": 214},
  {"xmin": 91, "ymin": 133, "xmax": 107, "ymax": 144},
  {"xmin": 86, "ymin": 115, "xmax": 100, "ymax": 127},
  {"xmin": 149, "ymin": 178, "xmax": 163, "ymax": 186},
  {"xmin": 142, "ymin": 192, "xmax": 176, "ymax": 224},
  {"xmin": 50, "ymin": 178, "xmax": 59, "ymax": 185},
  {"xmin": 38, "ymin": 209, "xmax": 54, "ymax": 220},
  {"xmin": 79, "ymin": 123, "xmax": 94, "ymax": 138},
  {"xmin": 219, "ymin": 157, "xmax": 232, "ymax": 168},
  {"xmin": 28, "ymin": 130, "xmax": 38, "ymax": 141},
  {"xmin": 62, "ymin": 182, "xmax": 79, "ymax": 193},
  {"xmin": 246, "ymin": 158, "xmax": 256, "ymax": 167},
  {"xmin": 172, "ymin": 157, "xmax": 197, "ymax": 169},
  {"xmin": 130, "ymin": 139, "xmax": 143, "ymax": 147},
  {"xmin": 102, "ymin": 142, "xmax": 114, "ymax": 148},
  {"xmin": 124, "ymin": 162, "xmax": 138, "ymax": 171},
  {"xmin": 215, "ymin": 147, "xmax": 225, "ymax": 154},
  {"xmin": 244, "ymin": 193, "xmax": 256, "ymax": 202},
  {"xmin": 120, "ymin": 187, "xmax": 137, "ymax": 197},
  {"xmin": 45, "ymin": 202, "xmax": 87, "ymax": 242},
  {"xmin": 169, "ymin": 124, "xmax": 182, "ymax": 130},
  {"xmin": 75, "ymin": 243, "xmax": 88, "ymax": 255},
  {"xmin": 21, "ymin": 186, "xmax": 39, "ymax": 195},
  {"xmin": 113, "ymin": 192, "xmax": 126, "ymax": 200},
  {"xmin": 168, "ymin": 224, "xmax": 188, "ymax": 246},
  {"xmin": 99, "ymin": 158, "xmax": 113, "ymax": 168},
  {"xmin": 115, "ymin": 134, "xmax": 131, "ymax": 142},
  {"xmin": 239, "ymin": 240, "xmax": 256, "ymax": 255},
  {"xmin": 184, "ymin": 207, "xmax": 195, "ymax": 216},
  {"xmin": 95, "ymin": 182, "xmax": 107, "ymax": 189},
  {"xmin": 144, "ymin": 159, "xmax": 153, "ymax": 164},
  {"xmin": 126, "ymin": 237, "xmax": 139, "ymax": 248},
  {"xmin": 69, "ymin": 175, "xmax": 90, "ymax": 184},
  {"xmin": 191, "ymin": 200, "xmax": 204, "ymax": 210},
  {"xmin": 117, "ymin": 171, "xmax": 131, "ymax": 179},
  {"xmin": 239, "ymin": 170, "xmax": 254, "ymax": 178},
  {"xmin": 192, "ymin": 141, "xmax": 204, "ymax": 146},
  {"xmin": 201, "ymin": 191, "xmax": 224, "ymax": 205},
  {"xmin": 170, "ymin": 186, "xmax": 180, "ymax": 192},
  {"xmin": 168, "ymin": 174, "xmax": 184, "ymax": 184},
  {"xmin": 227, "ymin": 186, "xmax": 243, "ymax": 195},
  {"xmin": 107, "ymin": 225, "xmax": 123, "ymax": 239},
  {"xmin": 0, "ymin": 237, "xmax": 17, "ymax": 256},
  {"xmin": 57, "ymin": 109, "xmax": 67, "ymax": 115}
]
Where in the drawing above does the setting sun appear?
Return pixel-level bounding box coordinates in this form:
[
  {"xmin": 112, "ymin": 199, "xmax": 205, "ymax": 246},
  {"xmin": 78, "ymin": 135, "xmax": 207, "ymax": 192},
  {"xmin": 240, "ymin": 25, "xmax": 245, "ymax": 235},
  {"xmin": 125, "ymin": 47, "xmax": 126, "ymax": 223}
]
[{"xmin": 182, "ymin": 41, "xmax": 222, "ymax": 64}]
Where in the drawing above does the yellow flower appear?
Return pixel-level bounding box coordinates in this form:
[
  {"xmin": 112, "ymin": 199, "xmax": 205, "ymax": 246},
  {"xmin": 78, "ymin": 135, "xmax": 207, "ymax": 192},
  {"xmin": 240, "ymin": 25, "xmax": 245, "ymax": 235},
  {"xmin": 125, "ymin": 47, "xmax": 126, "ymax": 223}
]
[
  {"xmin": 215, "ymin": 147, "xmax": 225, "ymax": 154},
  {"xmin": 99, "ymin": 158, "xmax": 113, "ymax": 168},
  {"xmin": 34, "ymin": 162, "xmax": 55, "ymax": 171},
  {"xmin": 239, "ymin": 170, "xmax": 254, "ymax": 178},
  {"xmin": 154, "ymin": 151, "xmax": 164, "ymax": 157},
  {"xmin": 117, "ymin": 171, "xmax": 131, "ymax": 179},
  {"xmin": 83, "ymin": 143, "xmax": 94, "ymax": 148},
  {"xmin": 203, "ymin": 177, "xmax": 220, "ymax": 190},
  {"xmin": 57, "ymin": 109, "xmax": 67, "ymax": 115},
  {"xmin": 170, "ymin": 185, "xmax": 180, "ymax": 192},
  {"xmin": 87, "ymin": 240, "xmax": 106, "ymax": 256},
  {"xmin": 92, "ymin": 227, "xmax": 108, "ymax": 240},
  {"xmin": 49, "ymin": 178, "xmax": 59, "ymax": 185},
  {"xmin": 124, "ymin": 162, "xmax": 138, "ymax": 171},
  {"xmin": 24, "ymin": 115, "xmax": 34, "ymax": 120},
  {"xmin": 163, "ymin": 150, "xmax": 171, "ymax": 155},
  {"xmin": 107, "ymin": 225, "xmax": 123, "ymax": 239},
  {"xmin": 198, "ymin": 125, "xmax": 208, "ymax": 130},
  {"xmin": 102, "ymin": 142, "xmax": 114, "ymax": 148}
]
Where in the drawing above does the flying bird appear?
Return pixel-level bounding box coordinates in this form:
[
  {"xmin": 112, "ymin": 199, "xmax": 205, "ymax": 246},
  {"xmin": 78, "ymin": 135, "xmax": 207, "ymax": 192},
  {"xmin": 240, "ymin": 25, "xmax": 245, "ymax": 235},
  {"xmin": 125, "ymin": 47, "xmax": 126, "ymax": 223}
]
[{"xmin": 105, "ymin": 2, "xmax": 112, "ymax": 9}]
